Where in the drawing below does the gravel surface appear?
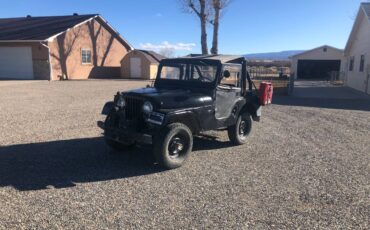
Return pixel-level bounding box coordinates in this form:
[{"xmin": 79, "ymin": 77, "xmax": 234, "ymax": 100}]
[{"xmin": 0, "ymin": 80, "xmax": 369, "ymax": 229}]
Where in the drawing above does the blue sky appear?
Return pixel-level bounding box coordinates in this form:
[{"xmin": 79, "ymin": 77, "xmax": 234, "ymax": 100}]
[{"xmin": 0, "ymin": 0, "xmax": 366, "ymax": 55}]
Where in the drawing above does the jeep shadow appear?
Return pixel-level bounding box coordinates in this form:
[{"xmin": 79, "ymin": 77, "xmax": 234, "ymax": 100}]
[{"xmin": 0, "ymin": 135, "xmax": 233, "ymax": 191}]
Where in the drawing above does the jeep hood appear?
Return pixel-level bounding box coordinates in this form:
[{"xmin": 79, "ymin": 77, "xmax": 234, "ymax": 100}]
[{"xmin": 123, "ymin": 87, "xmax": 213, "ymax": 110}]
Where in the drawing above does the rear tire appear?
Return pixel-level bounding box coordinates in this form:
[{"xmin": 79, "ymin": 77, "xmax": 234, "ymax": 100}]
[
  {"xmin": 228, "ymin": 112, "xmax": 252, "ymax": 145},
  {"xmin": 153, "ymin": 123, "xmax": 193, "ymax": 169}
]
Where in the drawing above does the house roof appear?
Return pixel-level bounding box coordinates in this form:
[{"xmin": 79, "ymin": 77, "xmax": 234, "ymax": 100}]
[
  {"xmin": 0, "ymin": 14, "xmax": 98, "ymax": 40},
  {"xmin": 345, "ymin": 3, "xmax": 370, "ymax": 54},
  {"xmin": 0, "ymin": 14, "xmax": 134, "ymax": 50},
  {"xmin": 137, "ymin": 50, "xmax": 166, "ymax": 63},
  {"xmin": 289, "ymin": 45, "xmax": 343, "ymax": 58},
  {"xmin": 362, "ymin": 3, "xmax": 370, "ymax": 19}
]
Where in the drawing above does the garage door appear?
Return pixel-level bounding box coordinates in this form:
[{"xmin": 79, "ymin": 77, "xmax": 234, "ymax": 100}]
[
  {"xmin": 0, "ymin": 47, "xmax": 34, "ymax": 79},
  {"xmin": 297, "ymin": 60, "xmax": 341, "ymax": 80}
]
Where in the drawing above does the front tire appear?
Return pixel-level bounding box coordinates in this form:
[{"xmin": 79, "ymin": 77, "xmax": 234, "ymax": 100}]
[
  {"xmin": 228, "ymin": 112, "xmax": 252, "ymax": 145},
  {"xmin": 153, "ymin": 123, "xmax": 193, "ymax": 169}
]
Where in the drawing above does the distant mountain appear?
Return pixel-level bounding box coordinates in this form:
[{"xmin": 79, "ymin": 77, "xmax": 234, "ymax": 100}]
[{"xmin": 244, "ymin": 50, "xmax": 305, "ymax": 61}]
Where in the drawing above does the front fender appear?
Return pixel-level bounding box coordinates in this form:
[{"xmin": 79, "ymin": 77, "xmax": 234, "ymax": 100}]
[
  {"xmin": 164, "ymin": 110, "xmax": 201, "ymax": 133},
  {"xmin": 240, "ymin": 103, "xmax": 261, "ymax": 122},
  {"xmin": 101, "ymin": 101, "xmax": 115, "ymax": 115}
]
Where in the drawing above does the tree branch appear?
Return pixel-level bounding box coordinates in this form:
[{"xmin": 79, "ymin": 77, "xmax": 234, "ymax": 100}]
[
  {"xmin": 189, "ymin": 2, "xmax": 201, "ymax": 17},
  {"xmin": 50, "ymin": 53, "xmax": 60, "ymax": 61}
]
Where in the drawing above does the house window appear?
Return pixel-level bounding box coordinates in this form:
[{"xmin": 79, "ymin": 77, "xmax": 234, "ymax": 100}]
[
  {"xmin": 359, "ymin": 55, "xmax": 365, "ymax": 72},
  {"xmin": 349, "ymin": 56, "xmax": 355, "ymax": 71},
  {"xmin": 81, "ymin": 48, "xmax": 92, "ymax": 64},
  {"xmin": 323, "ymin": 47, "xmax": 327, "ymax": 52}
]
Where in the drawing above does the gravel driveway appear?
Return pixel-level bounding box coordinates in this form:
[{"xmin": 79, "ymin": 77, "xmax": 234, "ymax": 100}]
[{"xmin": 0, "ymin": 80, "xmax": 369, "ymax": 229}]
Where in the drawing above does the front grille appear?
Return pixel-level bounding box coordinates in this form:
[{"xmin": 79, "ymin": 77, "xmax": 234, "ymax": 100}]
[{"xmin": 124, "ymin": 96, "xmax": 144, "ymax": 120}]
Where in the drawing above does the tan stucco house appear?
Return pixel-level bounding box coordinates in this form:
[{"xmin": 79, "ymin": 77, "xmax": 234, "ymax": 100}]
[
  {"xmin": 343, "ymin": 2, "xmax": 370, "ymax": 94},
  {"xmin": 290, "ymin": 45, "xmax": 344, "ymax": 80},
  {"xmin": 0, "ymin": 14, "xmax": 133, "ymax": 80},
  {"xmin": 121, "ymin": 50, "xmax": 165, "ymax": 79}
]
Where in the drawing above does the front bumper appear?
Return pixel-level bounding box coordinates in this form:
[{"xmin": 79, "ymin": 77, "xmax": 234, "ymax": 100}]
[{"xmin": 97, "ymin": 121, "xmax": 152, "ymax": 144}]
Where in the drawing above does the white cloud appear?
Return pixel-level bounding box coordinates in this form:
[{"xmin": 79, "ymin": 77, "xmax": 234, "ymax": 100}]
[
  {"xmin": 139, "ymin": 41, "xmax": 196, "ymax": 52},
  {"xmin": 155, "ymin": 13, "xmax": 163, "ymax": 17}
]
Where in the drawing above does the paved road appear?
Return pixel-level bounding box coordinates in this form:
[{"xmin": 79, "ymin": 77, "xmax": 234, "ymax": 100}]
[{"xmin": 0, "ymin": 80, "xmax": 369, "ymax": 229}]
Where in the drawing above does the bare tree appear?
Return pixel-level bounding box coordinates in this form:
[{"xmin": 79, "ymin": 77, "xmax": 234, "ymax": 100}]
[
  {"xmin": 210, "ymin": 0, "xmax": 231, "ymax": 54},
  {"xmin": 158, "ymin": 47, "xmax": 176, "ymax": 58},
  {"xmin": 100, "ymin": 35, "xmax": 114, "ymax": 66},
  {"xmin": 182, "ymin": 0, "xmax": 211, "ymax": 54},
  {"xmin": 180, "ymin": 0, "xmax": 231, "ymax": 55},
  {"xmin": 51, "ymin": 28, "xmax": 81, "ymax": 79},
  {"xmin": 87, "ymin": 21, "xmax": 102, "ymax": 66},
  {"xmin": 88, "ymin": 20, "xmax": 116, "ymax": 67}
]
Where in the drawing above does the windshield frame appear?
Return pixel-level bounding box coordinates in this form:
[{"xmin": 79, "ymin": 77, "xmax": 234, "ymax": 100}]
[{"xmin": 154, "ymin": 59, "xmax": 222, "ymax": 89}]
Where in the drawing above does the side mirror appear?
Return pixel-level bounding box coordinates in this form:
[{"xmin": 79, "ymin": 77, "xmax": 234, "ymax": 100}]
[{"xmin": 223, "ymin": 70, "xmax": 231, "ymax": 78}]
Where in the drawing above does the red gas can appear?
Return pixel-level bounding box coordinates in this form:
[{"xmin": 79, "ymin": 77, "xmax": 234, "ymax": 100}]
[{"xmin": 258, "ymin": 82, "xmax": 273, "ymax": 105}]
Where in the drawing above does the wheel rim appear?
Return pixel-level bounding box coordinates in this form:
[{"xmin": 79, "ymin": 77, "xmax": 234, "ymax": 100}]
[
  {"xmin": 239, "ymin": 118, "xmax": 249, "ymax": 138},
  {"xmin": 168, "ymin": 135, "xmax": 186, "ymax": 159}
]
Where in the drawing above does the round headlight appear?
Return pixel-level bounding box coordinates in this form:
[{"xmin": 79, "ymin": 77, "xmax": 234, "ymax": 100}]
[
  {"xmin": 142, "ymin": 101, "xmax": 153, "ymax": 114},
  {"xmin": 116, "ymin": 97, "xmax": 126, "ymax": 108}
]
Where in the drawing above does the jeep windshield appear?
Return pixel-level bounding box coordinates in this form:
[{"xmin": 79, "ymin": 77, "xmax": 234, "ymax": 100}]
[{"xmin": 155, "ymin": 60, "xmax": 220, "ymax": 88}]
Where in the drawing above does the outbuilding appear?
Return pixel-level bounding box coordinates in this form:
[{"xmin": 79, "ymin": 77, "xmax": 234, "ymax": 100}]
[
  {"xmin": 343, "ymin": 2, "xmax": 370, "ymax": 94},
  {"xmin": 121, "ymin": 50, "xmax": 165, "ymax": 79},
  {"xmin": 0, "ymin": 14, "xmax": 133, "ymax": 80},
  {"xmin": 290, "ymin": 45, "xmax": 344, "ymax": 80}
]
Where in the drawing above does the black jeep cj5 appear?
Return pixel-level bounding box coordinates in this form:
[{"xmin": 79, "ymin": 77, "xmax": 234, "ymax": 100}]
[{"xmin": 98, "ymin": 55, "xmax": 270, "ymax": 169}]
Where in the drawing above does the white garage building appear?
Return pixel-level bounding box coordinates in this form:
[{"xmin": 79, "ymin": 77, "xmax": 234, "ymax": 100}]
[
  {"xmin": 290, "ymin": 45, "xmax": 344, "ymax": 80},
  {"xmin": 343, "ymin": 3, "xmax": 370, "ymax": 95}
]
